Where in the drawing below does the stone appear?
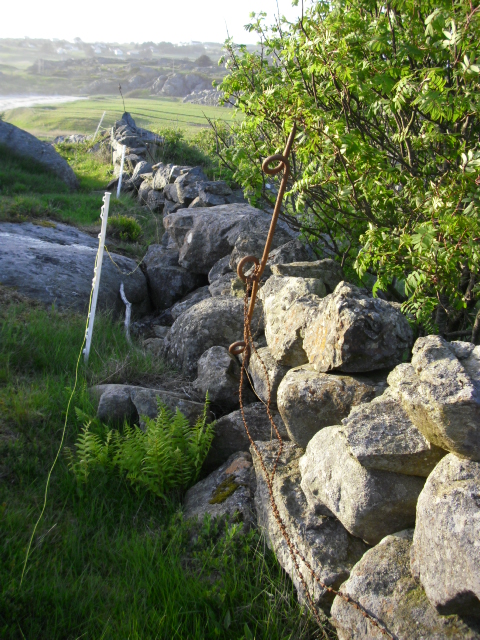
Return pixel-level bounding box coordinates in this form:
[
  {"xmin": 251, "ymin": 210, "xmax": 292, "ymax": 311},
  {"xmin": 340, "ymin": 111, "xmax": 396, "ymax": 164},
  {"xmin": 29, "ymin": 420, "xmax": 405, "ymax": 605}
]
[
  {"xmin": 208, "ymin": 255, "xmax": 233, "ymax": 283},
  {"xmin": 331, "ymin": 530, "xmax": 480, "ymax": 640},
  {"xmin": 169, "ymin": 285, "xmax": 211, "ymax": 322},
  {"xmin": 252, "ymin": 441, "xmax": 369, "ymax": 607},
  {"xmin": 163, "ymin": 200, "xmax": 186, "ymax": 216},
  {"xmin": 161, "ymin": 296, "xmax": 263, "ymax": 379},
  {"xmin": 143, "ymin": 337, "xmax": 164, "ymax": 356},
  {"xmin": 411, "ymin": 454, "xmax": 480, "ymax": 616},
  {"xmin": 0, "ymin": 120, "xmax": 79, "ymax": 189},
  {"xmin": 247, "ymin": 346, "xmax": 291, "ymax": 406},
  {"xmin": 277, "ymin": 366, "xmax": 378, "ymax": 448},
  {"xmin": 152, "ymin": 163, "xmax": 175, "ymax": 191},
  {"xmin": 142, "ymin": 244, "xmax": 204, "ymax": 310},
  {"xmin": 92, "ymin": 384, "xmax": 210, "ymax": 430},
  {"xmin": 299, "ymin": 426, "xmax": 425, "ymax": 545},
  {"xmin": 271, "ymin": 259, "xmax": 343, "ymax": 293},
  {"xmin": 229, "ymin": 219, "xmax": 294, "ymax": 274},
  {"xmin": 193, "ymin": 346, "xmax": 255, "ymax": 411},
  {"xmin": 208, "ymin": 273, "xmax": 236, "ymax": 297},
  {"xmin": 341, "ymin": 388, "xmax": 446, "ymax": 476},
  {"xmin": 0, "ymin": 222, "xmax": 149, "ymax": 315},
  {"xmin": 388, "ymin": 337, "xmax": 480, "ymax": 461},
  {"xmin": 303, "ymin": 282, "xmax": 413, "ymax": 373},
  {"xmin": 203, "ymin": 403, "xmax": 289, "ymax": 473},
  {"xmin": 145, "ymin": 189, "xmax": 165, "ymax": 213},
  {"xmin": 259, "ymin": 276, "xmax": 327, "ymax": 366},
  {"xmin": 184, "ymin": 451, "xmax": 256, "ymax": 528},
  {"xmin": 189, "ymin": 191, "xmax": 226, "ymax": 208},
  {"xmin": 137, "ymin": 179, "xmax": 153, "ymax": 205},
  {"xmin": 164, "ymin": 203, "xmax": 294, "ymax": 275},
  {"xmin": 174, "ymin": 167, "xmax": 208, "ymax": 205}
]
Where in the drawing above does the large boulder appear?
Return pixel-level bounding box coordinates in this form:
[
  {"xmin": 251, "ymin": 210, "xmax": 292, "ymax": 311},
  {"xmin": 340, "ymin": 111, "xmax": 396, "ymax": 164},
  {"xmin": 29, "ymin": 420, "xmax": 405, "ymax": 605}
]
[
  {"xmin": 331, "ymin": 530, "xmax": 480, "ymax": 640},
  {"xmin": 184, "ymin": 451, "xmax": 256, "ymax": 529},
  {"xmin": 92, "ymin": 384, "xmax": 209, "ymax": 429},
  {"xmin": 163, "ymin": 203, "xmax": 294, "ymax": 275},
  {"xmin": 259, "ymin": 276, "xmax": 327, "ymax": 366},
  {"xmin": 161, "ymin": 296, "xmax": 263, "ymax": 379},
  {"xmin": 142, "ymin": 244, "xmax": 204, "ymax": 310},
  {"xmin": 303, "ymin": 282, "xmax": 413, "ymax": 373},
  {"xmin": 388, "ymin": 337, "xmax": 480, "ymax": 461},
  {"xmin": 208, "ymin": 255, "xmax": 233, "ymax": 283},
  {"xmin": 0, "ymin": 120, "xmax": 79, "ymax": 189},
  {"xmin": 0, "ymin": 222, "xmax": 149, "ymax": 315},
  {"xmin": 341, "ymin": 388, "xmax": 446, "ymax": 477},
  {"xmin": 247, "ymin": 346, "xmax": 291, "ymax": 406},
  {"xmin": 411, "ymin": 454, "xmax": 480, "ymax": 617},
  {"xmin": 299, "ymin": 426, "xmax": 425, "ymax": 545},
  {"xmin": 203, "ymin": 403, "xmax": 289, "ymax": 473},
  {"xmin": 277, "ymin": 366, "xmax": 379, "ymax": 448},
  {"xmin": 252, "ymin": 441, "xmax": 369, "ymax": 608},
  {"xmin": 169, "ymin": 285, "xmax": 211, "ymax": 322},
  {"xmin": 193, "ymin": 346, "xmax": 255, "ymax": 412}
]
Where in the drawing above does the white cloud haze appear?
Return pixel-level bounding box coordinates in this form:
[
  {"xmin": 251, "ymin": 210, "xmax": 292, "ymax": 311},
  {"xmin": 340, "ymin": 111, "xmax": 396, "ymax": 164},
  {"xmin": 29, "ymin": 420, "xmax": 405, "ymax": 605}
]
[{"xmin": 0, "ymin": 0, "xmax": 304, "ymax": 44}]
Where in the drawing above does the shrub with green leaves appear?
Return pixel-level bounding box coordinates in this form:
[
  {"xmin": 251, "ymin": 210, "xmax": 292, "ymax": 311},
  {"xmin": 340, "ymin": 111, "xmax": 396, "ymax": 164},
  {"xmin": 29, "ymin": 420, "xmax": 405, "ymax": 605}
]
[
  {"xmin": 109, "ymin": 214, "xmax": 142, "ymax": 242},
  {"xmin": 214, "ymin": 0, "xmax": 480, "ymax": 337},
  {"xmin": 68, "ymin": 399, "xmax": 214, "ymax": 497}
]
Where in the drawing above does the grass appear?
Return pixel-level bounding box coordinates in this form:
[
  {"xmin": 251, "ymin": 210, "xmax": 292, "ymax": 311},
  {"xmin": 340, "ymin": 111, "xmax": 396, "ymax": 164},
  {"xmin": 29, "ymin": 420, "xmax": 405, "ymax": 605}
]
[
  {"xmin": 3, "ymin": 96, "xmax": 238, "ymax": 141},
  {"xmin": 0, "ymin": 291, "xmax": 324, "ymax": 640}
]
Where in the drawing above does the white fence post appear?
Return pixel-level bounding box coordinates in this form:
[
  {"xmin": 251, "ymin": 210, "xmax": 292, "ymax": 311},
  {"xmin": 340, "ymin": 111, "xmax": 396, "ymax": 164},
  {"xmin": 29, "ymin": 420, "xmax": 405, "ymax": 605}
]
[
  {"xmin": 93, "ymin": 111, "xmax": 106, "ymax": 141},
  {"xmin": 84, "ymin": 192, "xmax": 111, "ymax": 365},
  {"xmin": 116, "ymin": 145, "xmax": 126, "ymax": 198}
]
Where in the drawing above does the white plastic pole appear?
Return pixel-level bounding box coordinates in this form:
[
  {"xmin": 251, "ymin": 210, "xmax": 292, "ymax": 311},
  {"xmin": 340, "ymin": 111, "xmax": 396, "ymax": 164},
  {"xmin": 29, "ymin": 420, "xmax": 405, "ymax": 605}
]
[
  {"xmin": 119, "ymin": 282, "xmax": 132, "ymax": 344},
  {"xmin": 84, "ymin": 192, "xmax": 111, "ymax": 364},
  {"xmin": 93, "ymin": 111, "xmax": 106, "ymax": 141},
  {"xmin": 116, "ymin": 145, "xmax": 126, "ymax": 198}
]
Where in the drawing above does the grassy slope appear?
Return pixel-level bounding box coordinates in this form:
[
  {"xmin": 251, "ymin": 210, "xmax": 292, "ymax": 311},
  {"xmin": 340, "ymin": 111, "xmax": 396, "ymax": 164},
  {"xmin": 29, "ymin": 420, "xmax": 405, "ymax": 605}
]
[{"xmin": 3, "ymin": 96, "xmax": 237, "ymax": 140}]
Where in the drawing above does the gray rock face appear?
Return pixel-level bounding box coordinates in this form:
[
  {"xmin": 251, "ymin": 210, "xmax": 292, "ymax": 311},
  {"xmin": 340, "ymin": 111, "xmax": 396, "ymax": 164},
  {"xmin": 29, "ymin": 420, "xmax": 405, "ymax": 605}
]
[
  {"xmin": 388, "ymin": 337, "xmax": 480, "ymax": 461},
  {"xmin": 277, "ymin": 366, "xmax": 378, "ymax": 448},
  {"xmin": 92, "ymin": 384, "xmax": 209, "ymax": 429},
  {"xmin": 252, "ymin": 441, "xmax": 369, "ymax": 607},
  {"xmin": 331, "ymin": 530, "xmax": 480, "ymax": 640},
  {"xmin": 0, "ymin": 120, "xmax": 79, "ymax": 189},
  {"xmin": 208, "ymin": 273, "xmax": 236, "ymax": 297},
  {"xmin": 184, "ymin": 451, "xmax": 256, "ymax": 529},
  {"xmin": 169, "ymin": 285, "xmax": 211, "ymax": 322},
  {"xmin": 142, "ymin": 244, "xmax": 204, "ymax": 310},
  {"xmin": 228, "ymin": 218, "xmax": 294, "ymax": 274},
  {"xmin": 164, "ymin": 203, "xmax": 294, "ymax": 275},
  {"xmin": 152, "ymin": 163, "xmax": 175, "ymax": 191},
  {"xmin": 0, "ymin": 223, "xmax": 149, "ymax": 315},
  {"xmin": 203, "ymin": 403, "xmax": 289, "ymax": 473},
  {"xmin": 208, "ymin": 255, "xmax": 233, "ymax": 284},
  {"xmin": 162, "ymin": 296, "xmax": 263, "ymax": 379},
  {"xmin": 247, "ymin": 346, "xmax": 291, "ymax": 406},
  {"xmin": 341, "ymin": 388, "xmax": 446, "ymax": 477},
  {"xmin": 144, "ymin": 189, "xmax": 165, "ymax": 213},
  {"xmin": 411, "ymin": 454, "xmax": 480, "ymax": 617},
  {"xmin": 259, "ymin": 276, "xmax": 327, "ymax": 366},
  {"xmin": 303, "ymin": 282, "xmax": 413, "ymax": 373},
  {"xmin": 271, "ymin": 259, "xmax": 343, "ymax": 293},
  {"xmin": 193, "ymin": 346, "xmax": 254, "ymax": 411},
  {"xmin": 299, "ymin": 426, "xmax": 425, "ymax": 545},
  {"xmin": 137, "ymin": 179, "xmax": 153, "ymax": 205}
]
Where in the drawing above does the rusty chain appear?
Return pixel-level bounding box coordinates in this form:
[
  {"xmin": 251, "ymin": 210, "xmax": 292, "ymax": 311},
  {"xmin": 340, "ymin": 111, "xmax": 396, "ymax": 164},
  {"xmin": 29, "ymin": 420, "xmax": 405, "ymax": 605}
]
[{"xmin": 231, "ymin": 126, "xmax": 394, "ymax": 639}]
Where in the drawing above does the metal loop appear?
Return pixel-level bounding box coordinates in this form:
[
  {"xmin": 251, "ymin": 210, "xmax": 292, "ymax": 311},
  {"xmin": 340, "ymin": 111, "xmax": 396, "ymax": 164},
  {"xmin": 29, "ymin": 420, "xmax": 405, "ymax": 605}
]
[
  {"xmin": 262, "ymin": 153, "xmax": 289, "ymax": 176},
  {"xmin": 237, "ymin": 255, "xmax": 260, "ymax": 283},
  {"xmin": 229, "ymin": 341, "xmax": 246, "ymax": 356}
]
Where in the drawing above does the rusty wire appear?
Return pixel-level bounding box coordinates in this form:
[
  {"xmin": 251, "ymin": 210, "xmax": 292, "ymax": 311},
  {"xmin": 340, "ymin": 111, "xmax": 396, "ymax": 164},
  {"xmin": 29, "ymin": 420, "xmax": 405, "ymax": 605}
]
[{"xmin": 231, "ymin": 126, "xmax": 394, "ymax": 639}]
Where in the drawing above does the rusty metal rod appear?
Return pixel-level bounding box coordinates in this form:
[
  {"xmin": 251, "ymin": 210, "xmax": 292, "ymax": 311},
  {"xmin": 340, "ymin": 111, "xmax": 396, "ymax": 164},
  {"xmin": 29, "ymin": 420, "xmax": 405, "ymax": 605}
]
[{"xmin": 229, "ymin": 123, "xmax": 297, "ymax": 356}]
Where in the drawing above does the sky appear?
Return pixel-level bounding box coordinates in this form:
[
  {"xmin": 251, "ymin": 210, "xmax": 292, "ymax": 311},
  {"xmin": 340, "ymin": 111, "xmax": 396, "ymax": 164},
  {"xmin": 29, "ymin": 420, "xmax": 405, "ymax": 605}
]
[{"xmin": 0, "ymin": 0, "xmax": 306, "ymax": 45}]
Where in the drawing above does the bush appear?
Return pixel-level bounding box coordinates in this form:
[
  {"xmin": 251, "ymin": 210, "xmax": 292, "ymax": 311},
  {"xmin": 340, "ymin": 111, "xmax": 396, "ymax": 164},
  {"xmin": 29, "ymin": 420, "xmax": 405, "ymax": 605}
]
[
  {"xmin": 215, "ymin": 1, "xmax": 480, "ymax": 336},
  {"xmin": 109, "ymin": 214, "xmax": 142, "ymax": 241},
  {"xmin": 68, "ymin": 399, "xmax": 214, "ymax": 497}
]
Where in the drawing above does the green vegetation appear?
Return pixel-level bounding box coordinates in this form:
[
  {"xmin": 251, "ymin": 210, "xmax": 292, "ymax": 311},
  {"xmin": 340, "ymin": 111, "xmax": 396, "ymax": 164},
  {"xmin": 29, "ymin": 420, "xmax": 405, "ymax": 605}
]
[
  {"xmin": 3, "ymin": 96, "xmax": 237, "ymax": 140},
  {"xmin": 69, "ymin": 400, "xmax": 215, "ymax": 497},
  {"xmin": 216, "ymin": 0, "xmax": 480, "ymax": 337},
  {"xmin": 0, "ymin": 291, "xmax": 320, "ymax": 639}
]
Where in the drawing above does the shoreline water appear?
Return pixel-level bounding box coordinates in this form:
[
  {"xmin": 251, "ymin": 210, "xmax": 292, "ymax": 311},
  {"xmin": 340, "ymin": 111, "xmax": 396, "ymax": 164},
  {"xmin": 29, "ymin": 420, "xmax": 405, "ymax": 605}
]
[{"xmin": 0, "ymin": 95, "xmax": 87, "ymax": 111}]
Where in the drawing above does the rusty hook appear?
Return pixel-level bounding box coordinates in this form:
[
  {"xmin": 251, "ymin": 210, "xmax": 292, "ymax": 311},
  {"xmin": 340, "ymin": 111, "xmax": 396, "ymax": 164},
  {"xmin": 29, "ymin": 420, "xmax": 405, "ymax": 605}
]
[{"xmin": 229, "ymin": 123, "xmax": 297, "ymax": 356}]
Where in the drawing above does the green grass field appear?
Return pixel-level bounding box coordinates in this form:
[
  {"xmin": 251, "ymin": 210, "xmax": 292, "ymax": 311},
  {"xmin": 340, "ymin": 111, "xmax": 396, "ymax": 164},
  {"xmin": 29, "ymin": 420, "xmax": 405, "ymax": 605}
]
[{"xmin": 3, "ymin": 96, "xmax": 237, "ymax": 141}]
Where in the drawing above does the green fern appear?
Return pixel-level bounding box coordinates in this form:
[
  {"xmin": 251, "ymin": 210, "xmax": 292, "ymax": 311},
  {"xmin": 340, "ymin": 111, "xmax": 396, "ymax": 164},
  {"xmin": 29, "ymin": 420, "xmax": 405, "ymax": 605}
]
[{"xmin": 68, "ymin": 396, "xmax": 214, "ymax": 497}]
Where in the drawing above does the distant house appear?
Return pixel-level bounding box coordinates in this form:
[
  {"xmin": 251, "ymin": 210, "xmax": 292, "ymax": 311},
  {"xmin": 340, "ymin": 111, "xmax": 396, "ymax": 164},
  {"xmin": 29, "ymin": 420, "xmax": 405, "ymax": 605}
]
[
  {"xmin": 113, "ymin": 49, "xmax": 124, "ymax": 56},
  {"xmin": 56, "ymin": 48, "xmax": 67, "ymax": 54},
  {"xmin": 127, "ymin": 51, "xmax": 140, "ymax": 56}
]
